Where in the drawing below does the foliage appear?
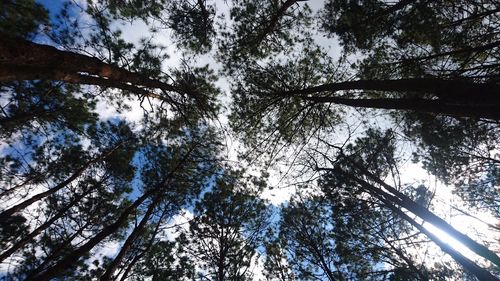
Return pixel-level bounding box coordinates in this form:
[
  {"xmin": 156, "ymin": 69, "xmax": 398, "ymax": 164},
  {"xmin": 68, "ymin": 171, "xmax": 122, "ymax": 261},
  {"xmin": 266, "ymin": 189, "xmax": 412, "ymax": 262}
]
[{"xmin": 0, "ymin": 0, "xmax": 499, "ymax": 280}]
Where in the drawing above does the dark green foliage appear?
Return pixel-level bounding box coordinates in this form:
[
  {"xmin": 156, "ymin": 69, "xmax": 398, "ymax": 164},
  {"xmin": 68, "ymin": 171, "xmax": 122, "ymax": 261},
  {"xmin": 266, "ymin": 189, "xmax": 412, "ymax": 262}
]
[
  {"xmin": 0, "ymin": 0, "xmax": 48, "ymax": 38},
  {"xmin": 1, "ymin": 0, "xmax": 499, "ymax": 280},
  {"xmin": 0, "ymin": 81, "xmax": 97, "ymax": 138},
  {"xmin": 176, "ymin": 169, "xmax": 269, "ymax": 280},
  {"xmin": 219, "ymin": 0, "xmax": 312, "ymax": 68},
  {"xmin": 403, "ymin": 113, "xmax": 500, "ymax": 216}
]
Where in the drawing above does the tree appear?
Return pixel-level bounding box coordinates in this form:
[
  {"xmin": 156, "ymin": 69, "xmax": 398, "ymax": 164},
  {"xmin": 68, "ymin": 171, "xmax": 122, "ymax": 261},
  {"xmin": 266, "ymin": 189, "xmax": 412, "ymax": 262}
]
[
  {"xmin": 219, "ymin": 0, "xmax": 312, "ymax": 66},
  {"xmin": 313, "ymin": 129, "xmax": 500, "ymax": 280},
  {"xmin": 176, "ymin": 169, "xmax": 269, "ymax": 280},
  {"xmin": 1, "ymin": 0, "xmax": 500, "ymax": 280}
]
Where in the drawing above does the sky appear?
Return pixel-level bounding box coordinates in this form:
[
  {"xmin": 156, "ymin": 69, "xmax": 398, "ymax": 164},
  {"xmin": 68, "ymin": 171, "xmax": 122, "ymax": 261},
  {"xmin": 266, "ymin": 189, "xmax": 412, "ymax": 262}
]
[{"xmin": 91, "ymin": 0, "xmax": 499, "ymax": 274}]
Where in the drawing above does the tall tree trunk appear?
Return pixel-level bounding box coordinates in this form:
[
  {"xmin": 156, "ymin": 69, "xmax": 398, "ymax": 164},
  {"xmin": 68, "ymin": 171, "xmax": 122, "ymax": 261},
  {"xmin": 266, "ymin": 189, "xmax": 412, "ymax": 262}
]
[
  {"xmin": 0, "ymin": 144, "xmax": 121, "ymax": 218},
  {"xmin": 99, "ymin": 197, "xmax": 163, "ymax": 281},
  {"xmin": 27, "ymin": 144, "xmax": 196, "ymax": 281},
  {"xmin": 344, "ymin": 160, "xmax": 500, "ymax": 268},
  {"xmin": 26, "ymin": 190, "xmax": 157, "ymax": 281},
  {"xmin": 380, "ymin": 234, "xmax": 426, "ymax": 280},
  {"xmin": 278, "ymin": 78, "xmax": 500, "ymax": 119},
  {"xmin": 218, "ymin": 225, "xmax": 226, "ymax": 281},
  {"xmin": 0, "ymin": 172, "xmax": 44, "ymax": 199},
  {"xmin": 282, "ymin": 78, "xmax": 500, "ymax": 101},
  {"xmin": 372, "ymin": 189, "xmax": 500, "ymax": 281},
  {"xmin": 26, "ymin": 220, "xmax": 91, "ymax": 279},
  {"xmin": 0, "ymin": 34, "xmax": 198, "ymax": 101},
  {"xmin": 303, "ymin": 96, "xmax": 500, "ymax": 120},
  {"xmin": 402, "ymin": 40, "xmax": 500, "ymax": 62},
  {"xmin": 444, "ymin": 7, "xmax": 500, "ymax": 28},
  {"xmin": 117, "ymin": 212, "xmax": 166, "ymax": 281}
]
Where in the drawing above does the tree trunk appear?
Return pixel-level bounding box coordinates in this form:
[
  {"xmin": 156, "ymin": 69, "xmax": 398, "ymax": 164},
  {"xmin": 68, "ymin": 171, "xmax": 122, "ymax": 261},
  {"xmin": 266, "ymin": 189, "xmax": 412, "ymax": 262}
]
[
  {"xmin": 303, "ymin": 95, "xmax": 500, "ymax": 120},
  {"xmin": 282, "ymin": 78, "xmax": 500, "ymax": 101},
  {"xmin": 403, "ymin": 40, "xmax": 500, "ymax": 62},
  {"xmin": 26, "ymin": 220, "xmax": 91, "ymax": 279},
  {"xmin": 253, "ymin": 0, "xmax": 303, "ymax": 47},
  {"xmin": 345, "ymin": 160, "xmax": 500, "ymax": 268},
  {"xmin": 0, "ymin": 173, "xmax": 44, "ymax": 199},
  {"xmin": 99, "ymin": 197, "xmax": 162, "ymax": 281},
  {"xmin": 0, "ymin": 34, "xmax": 196, "ymax": 100},
  {"xmin": 278, "ymin": 78, "xmax": 500, "ymax": 119},
  {"xmin": 26, "ymin": 190, "xmax": 156, "ymax": 281},
  {"xmin": 25, "ymin": 143, "xmax": 196, "ymax": 281},
  {"xmin": 117, "ymin": 214, "xmax": 164, "ymax": 281},
  {"xmin": 373, "ymin": 189, "xmax": 499, "ymax": 281},
  {"xmin": 0, "ymin": 188, "xmax": 91, "ymax": 262}
]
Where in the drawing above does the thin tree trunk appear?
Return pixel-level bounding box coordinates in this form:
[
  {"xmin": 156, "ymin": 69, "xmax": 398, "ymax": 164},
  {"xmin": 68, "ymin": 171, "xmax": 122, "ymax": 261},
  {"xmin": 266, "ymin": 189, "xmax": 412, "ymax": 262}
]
[
  {"xmin": 281, "ymin": 78, "xmax": 500, "ymax": 101},
  {"xmin": 378, "ymin": 230, "xmax": 427, "ymax": 280},
  {"xmin": 28, "ymin": 145, "xmax": 197, "ymax": 280},
  {"xmin": 26, "ymin": 220, "xmax": 91, "ymax": 279},
  {"xmin": 341, "ymin": 164, "xmax": 500, "ymax": 268},
  {"xmin": 0, "ymin": 173, "xmax": 44, "ymax": 199},
  {"xmin": 0, "ymin": 144, "xmax": 121, "ymax": 218},
  {"xmin": 444, "ymin": 7, "xmax": 500, "ymax": 28},
  {"xmin": 117, "ymin": 212, "xmax": 165, "ymax": 281},
  {"xmin": 0, "ymin": 188, "xmax": 91, "ymax": 262},
  {"xmin": 99, "ymin": 196, "xmax": 162, "ymax": 281},
  {"xmin": 353, "ymin": 160, "xmax": 500, "ymax": 266},
  {"xmin": 373, "ymin": 190, "xmax": 499, "ymax": 281},
  {"xmin": 279, "ymin": 78, "xmax": 500, "ymax": 119},
  {"xmin": 304, "ymin": 229, "xmax": 339, "ymax": 281},
  {"xmin": 401, "ymin": 40, "xmax": 500, "ymax": 62},
  {"xmin": 218, "ymin": 225, "xmax": 226, "ymax": 281},
  {"xmin": 303, "ymin": 95, "xmax": 500, "ymax": 120},
  {"xmin": 253, "ymin": 0, "xmax": 304, "ymax": 47},
  {"xmin": 26, "ymin": 190, "xmax": 156, "ymax": 281}
]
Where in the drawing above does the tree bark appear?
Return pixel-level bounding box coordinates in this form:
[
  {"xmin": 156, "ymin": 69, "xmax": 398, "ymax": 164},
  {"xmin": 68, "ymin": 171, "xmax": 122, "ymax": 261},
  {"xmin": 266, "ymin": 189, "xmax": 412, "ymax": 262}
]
[
  {"xmin": 276, "ymin": 78, "xmax": 500, "ymax": 120},
  {"xmin": 0, "ymin": 33, "xmax": 197, "ymax": 100}
]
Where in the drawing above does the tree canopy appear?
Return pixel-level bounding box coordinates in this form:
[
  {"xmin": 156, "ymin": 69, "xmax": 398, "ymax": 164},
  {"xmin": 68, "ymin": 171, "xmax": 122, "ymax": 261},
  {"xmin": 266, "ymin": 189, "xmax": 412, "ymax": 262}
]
[{"xmin": 0, "ymin": 0, "xmax": 499, "ymax": 280}]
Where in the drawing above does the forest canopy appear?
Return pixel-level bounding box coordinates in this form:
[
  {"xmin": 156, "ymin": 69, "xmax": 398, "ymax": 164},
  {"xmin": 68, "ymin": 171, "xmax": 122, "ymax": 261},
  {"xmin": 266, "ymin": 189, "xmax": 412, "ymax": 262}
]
[{"xmin": 0, "ymin": 0, "xmax": 499, "ymax": 280}]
